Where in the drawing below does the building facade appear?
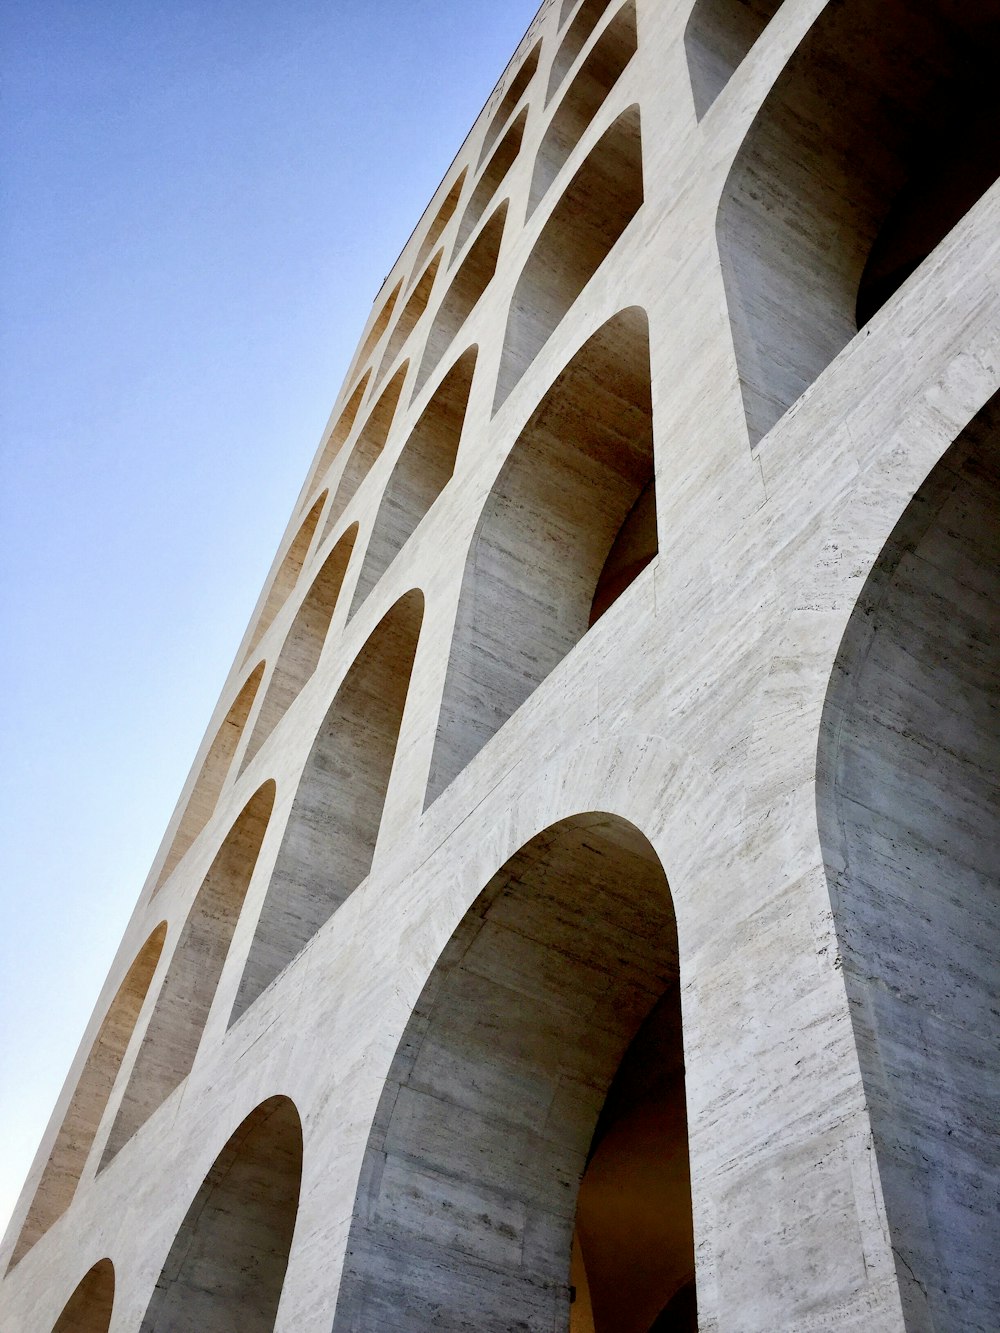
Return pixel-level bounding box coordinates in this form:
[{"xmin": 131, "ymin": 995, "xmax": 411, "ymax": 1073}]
[{"xmin": 2, "ymin": 0, "xmax": 998, "ymax": 1329}]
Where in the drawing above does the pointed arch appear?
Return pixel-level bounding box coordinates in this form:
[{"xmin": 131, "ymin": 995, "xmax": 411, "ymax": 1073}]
[
  {"xmin": 817, "ymin": 392, "xmax": 1000, "ymax": 1330},
  {"xmin": 429, "ymin": 308, "xmax": 654, "ymax": 805},
  {"xmin": 331, "ymin": 814, "xmax": 695, "ymax": 1331},
  {"xmin": 232, "ymin": 592, "xmax": 424, "ymax": 1020},
  {"xmin": 454, "ymin": 109, "xmax": 526, "ymax": 261},
  {"xmin": 494, "ymin": 105, "xmax": 642, "ymax": 412},
  {"xmin": 684, "ymin": 0, "xmax": 784, "ymax": 119},
  {"xmin": 52, "ymin": 1259, "xmax": 115, "ymax": 1333},
  {"xmin": 351, "ymin": 350, "xmax": 475, "ymax": 618},
  {"xmin": 245, "ymin": 492, "xmax": 325, "ymax": 659},
  {"xmin": 717, "ymin": 0, "xmax": 1000, "ymax": 446},
  {"xmin": 103, "ymin": 783, "xmax": 276, "ymax": 1163},
  {"xmin": 528, "ymin": 0, "xmax": 637, "ymax": 217},
  {"xmin": 7, "ymin": 928, "xmax": 166, "ymax": 1269},
  {"xmin": 323, "ymin": 364, "xmax": 408, "ymax": 539},
  {"xmin": 414, "ymin": 202, "xmax": 506, "ymax": 397},
  {"xmin": 140, "ymin": 1097, "xmax": 301, "ymax": 1332},
  {"xmin": 478, "ymin": 43, "xmax": 539, "ymax": 168}
]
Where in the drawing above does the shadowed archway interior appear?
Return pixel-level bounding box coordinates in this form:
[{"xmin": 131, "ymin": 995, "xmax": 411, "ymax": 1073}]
[
  {"xmin": 51, "ymin": 1259, "xmax": 115, "ymax": 1333},
  {"xmin": 140, "ymin": 1096, "xmax": 302, "ymax": 1333},
  {"xmin": 332, "ymin": 813, "xmax": 696, "ymax": 1332},
  {"xmin": 818, "ymin": 391, "xmax": 1000, "ymax": 1331}
]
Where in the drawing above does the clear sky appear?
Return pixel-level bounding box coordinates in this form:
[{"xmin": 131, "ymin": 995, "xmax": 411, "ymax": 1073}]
[{"xmin": 0, "ymin": 0, "xmax": 541, "ymax": 1240}]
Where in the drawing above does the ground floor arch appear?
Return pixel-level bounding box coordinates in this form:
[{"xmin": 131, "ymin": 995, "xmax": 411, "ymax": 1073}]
[{"xmin": 332, "ymin": 812, "xmax": 696, "ymax": 1332}]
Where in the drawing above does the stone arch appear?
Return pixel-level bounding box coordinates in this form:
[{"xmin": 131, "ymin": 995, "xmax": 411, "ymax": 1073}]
[
  {"xmin": 331, "ymin": 813, "xmax": 695, "ymax": 1332},
  {"xmin": 412, "ymin": 169, "xmax": 467, "ymax": 278},
  {"xmin": 245, "ymin": 492, "xmax": 325, "ymax": 659},
  {"xmin": 8, "ymin": 928, "xmax": 166, "ymax": 1269},
  {"xmin": 323, "ymin": 364, "xmax": 408, "ymax": 539},
  {"xmin": 684, "ymin": 0, "xmax": 783, "ymax": 119},
  {"xmin": 102, "ymin": 782, "xmax": 276, "ymax": 1163},
  {"xmin": 528, "ymin": 0, "xmax": 637, "ymax": 218},
  {"xmin": 494, "ymin": 104, "xmax": 642, "ymax": 412},
  {"xmin": 310, "ymin": 375, "xmax": 371, "ymax": 498},
  {"xmin": 717, "ymin": 0, "xmax": 1000, "ymax": 447},
  {"xmin": 232, "ymin": 591, "xmax": 424, "ymax": 1020},
  {"xmin": 546, "ymin": 0, "xmax": 618, "ymax": 105},
  {"xmin": 376, "ymin": 252, "xmax": 442, "ymax": 388},
  {"xmin": 478, "ymin": 42, "xmax": 539, "ymax": 168},
  {"xmin": 350, "ymin": 349, "xmax": 476, "ymax": 618},
  {"xmin": 51, "ymin": 1258, "xmax": 115, "ymax": 1333},
  {"xmin": 817, "ymin": 391, "xmax": 1000, "ymax": 1330},
  {"xmin": 140, "ymin": 1096, "xmax": 301, "ymax": 1332},
  {"xmin": 454, "ymin": 109, "xmax": 526, "ymax": 262},
  {"xmin": 414, "ymin": 201, "xmax": 506, "ymax": 397},
  {"xmin": 354, "ymin": 287, "xmax": 401, "ymax": 382},
  {"xmin": 152, "ymin": 661, "xmax": 265, "ymax": 893},
  {"xmin": 240, "ymin": 525, "xmax": 358, "ymax": 771},
  {"xmin": 428, "ymin": 307, "xmax": 654, "ymax": 805}
]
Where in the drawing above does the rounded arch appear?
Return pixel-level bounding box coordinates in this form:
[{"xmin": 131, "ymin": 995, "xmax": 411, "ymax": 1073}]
[
  {"xmin": 310, "ymin": 376, "xmax": 372, "ymax": 499},
  {"xmin": 350, "ymin": 348, "xmax": 476, "ymax": 618},
  {"xmin": 51, "ymin": 1258, "xmax": 115, "ymax": 1333},
  {"xmin": 817, "ymin": 391, "xmax": 1000, "ymax": 1329},
  {"xmin": 717, "ymin": 0, "xmax": 1000, "ymax": 447},
  {"xmin": 683, "ymin": 0, "xmax": 784, "ymax": 119},
  {"xmin": 141, "ymin": 1096, "xmax": 302, "ymax": 1332},
  {"xmin": 232, "ymin": 590, "xmax": 424, "ymax": 1021},
  {"xmin": 244, "ymin": 492, "xmax": 325, "ymax": 660},
  {"xmin": 152, "ymin": 660, "xmax": 265, "ymax": 893},
  {"xmin": 376, "ymin": 252, "xmax": 441, "ymax": 388},
  {"xmin": 322, "ymin": 363, "xmax": 408, "ymax": 540},
  {"xmin": 331, "ymin": 812, "xmax": 696, "ymax": 1332},
  {"xmin": 453, "ymin": 109, "xmax": 526, "ymax": 262},
  {"xmin": 412, "ymin": 167, "xmax": 467, "ymax": 279},
  {"xmin": 478, "ymin": 41, "xmax": 539, "ymax": 168},
  {"xmin": 546, "ymin": 0, "xmax": 619, "ymax": 104},
  {"xmin": 428, "ymin": 306, "xmax": 655, "ymax": 806},
  {"xmin": 102, "ymin": 782, "xmax": 276, "ymax": 1163},
  {"xmin": 9, "ymin": 926, "xmax": 166, "ymax": 1268},
  {"xmin": 494, "ymin": 103, "xmax": 643, "ymax": 412},
  {"xmin": 240, "ymin": 524, "xmax": 358, "ymax": 771}
]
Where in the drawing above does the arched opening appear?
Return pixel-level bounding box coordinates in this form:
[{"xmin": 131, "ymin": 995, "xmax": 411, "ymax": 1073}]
[
  {"xmin": 8, "ymin": 928, "xmax": 166, "ymax": 1269},
  {"xmin": 140, "ymin": 1097, "xmax": 301, "ymax": 1333},
  {"xmin": 454, "ymin": 109, "xmax": 526, "ymax": 262},
  {"xmin": 309, "ymin": 375, "xmax": 371, "ymax": 498},
  {"xmin": 102, "ymin": 783, "xmax": 276, "ymax": 1164},
  {"xmin": 528, "ymin": 0, "xmax": 637, "ymax": 218},
  {"xmin": 52, "ymin": 1258, "xmax": 115, "ymax": 1333},
  {"xmin": 376, "ymin": 252, "xmax": 442, "ymax": 388},
  {"xmin": 323, "ymin": 364, "xmax": 408, "ymax": 540},
  {"xmin": 494, "ymin": 105, "xmax": 642, "ymax": 412},
  {"xmin": 245, "ymin": 493, "xmax": 325, "ymax": 659},
  {"xmin": 684, "ymin": 0, "xmax": 783, "ymax": 119},
  {"xmin": 414, "ymin": 202, "xmax": 506, "ymax": 397},
  {"xmin": 546, "ymin": 0, "xmax": 617, "ymax": 104},
  {"xmin": 717, "ymin": 0, "xmax": 1000, "ymax": 447},
  {"xmin": 353, "ymin": 286, "xmax": 401, "ymax": 381},
  {"xmin": 239, "ymin": 526, "xmax": 358, "ymax": 771},
  {"xmin": 232, "ymin": 592, "xmax": 423, "ymax": 1021},
  {"xmin": 817, "ymin": 392, "xmax": 1000, "ymax": 1330},
  {"xmin": 153, "ymin": 662, "xmax": 265, "ymax": 893},
  {"xmin": 412, "ymin": 169, "xmax": 467, "ymax": 278},
  {"xmin": 478, "ymin": 43, "xmax": 539, "ymax": 168},
  {"xmin": 331, "ymin": 814, "xmax": 696, "ymax": 1332},
  {"xmin": 428, "ymin": 308, "xmax": 654, "ymax": 805},
  {"xmin": 350, "ymin": 350, "xmax": 476, "ymax": 618}
]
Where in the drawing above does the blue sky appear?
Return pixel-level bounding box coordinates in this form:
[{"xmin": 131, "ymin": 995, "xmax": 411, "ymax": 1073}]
[{"xmin": 0, "ymin": 0, "xmax": 541, "ymax": 1238}]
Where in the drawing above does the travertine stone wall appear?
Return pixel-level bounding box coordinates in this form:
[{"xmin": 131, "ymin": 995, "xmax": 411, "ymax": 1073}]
[{"xmin": 2, "ymin": 0, "xmax": 998, "ymax": 1330}]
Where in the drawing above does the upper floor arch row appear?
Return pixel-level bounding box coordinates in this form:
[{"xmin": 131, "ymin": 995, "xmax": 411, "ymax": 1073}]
[{"xmin": 715, "ymin": 0, "xmax": 1000, "ymax": 449}]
